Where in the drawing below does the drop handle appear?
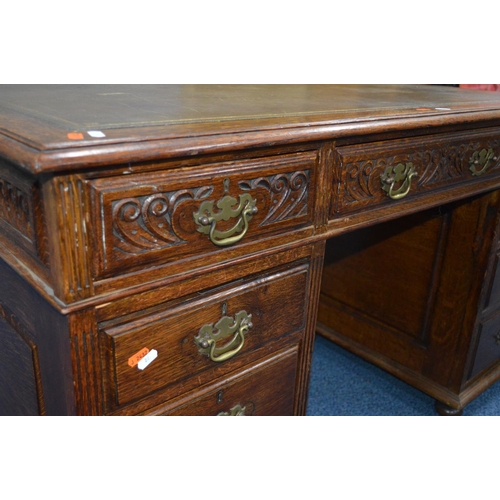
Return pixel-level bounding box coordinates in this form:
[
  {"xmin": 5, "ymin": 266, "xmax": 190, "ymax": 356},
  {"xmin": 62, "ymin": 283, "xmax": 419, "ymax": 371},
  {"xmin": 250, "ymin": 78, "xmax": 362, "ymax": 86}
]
[
  {"xmin": 194, "ymin": 194, "xmax": 258, "ymax": 247},
  {"xmin": 470, "ymin": 148, "xmax": 498, "ymax": 176},
  {"xmin": 195, "ymin": 310, "xmax": 253, "ymax": 363},
  {"xmin": 380, "ymin": 162, "xmax": 418, "ymax": 200}
]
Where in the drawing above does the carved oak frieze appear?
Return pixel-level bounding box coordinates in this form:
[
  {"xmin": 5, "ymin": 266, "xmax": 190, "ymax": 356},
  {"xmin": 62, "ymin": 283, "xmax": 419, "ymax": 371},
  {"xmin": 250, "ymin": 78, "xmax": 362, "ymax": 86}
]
[
  {"xmin": 0, "ymin": 175, "xmax": 35, "ymax": 243},
  {"xmin": 91, "ymin": 159, "xmax": 314, "ymax": 277},
  {"xmin": 109, "ymin": 171, "xmax": 310, "ymax": 260},
  {"xmin": 337, "ymin": 135, "xmax": 500, "ymax": 213}
]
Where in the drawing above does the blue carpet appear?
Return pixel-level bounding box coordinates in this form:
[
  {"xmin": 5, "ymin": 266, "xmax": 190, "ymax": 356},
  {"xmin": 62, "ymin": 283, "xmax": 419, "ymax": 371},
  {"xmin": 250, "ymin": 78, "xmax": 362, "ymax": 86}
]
[{"xmin": 306, "ymin": 335, "xmax": 500, "ymax": 416}]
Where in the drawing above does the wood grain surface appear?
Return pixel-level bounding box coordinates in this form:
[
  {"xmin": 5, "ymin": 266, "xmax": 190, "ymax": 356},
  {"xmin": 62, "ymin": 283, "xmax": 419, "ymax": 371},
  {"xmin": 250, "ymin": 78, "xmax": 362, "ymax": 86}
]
[{"xmin": 2, "ymin": 85, "xmax": 500, "ymax": 415}]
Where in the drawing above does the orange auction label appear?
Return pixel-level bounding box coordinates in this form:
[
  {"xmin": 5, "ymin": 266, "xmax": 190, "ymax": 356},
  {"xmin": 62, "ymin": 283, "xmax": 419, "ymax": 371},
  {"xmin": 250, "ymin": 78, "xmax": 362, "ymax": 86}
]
[
  {"xmin": 67, "ymin": 132, "xmax": 84, "ymax": 140},
  {"xmin": 128, "ymin": 348, "xmax": 150, "ymax": 368}
]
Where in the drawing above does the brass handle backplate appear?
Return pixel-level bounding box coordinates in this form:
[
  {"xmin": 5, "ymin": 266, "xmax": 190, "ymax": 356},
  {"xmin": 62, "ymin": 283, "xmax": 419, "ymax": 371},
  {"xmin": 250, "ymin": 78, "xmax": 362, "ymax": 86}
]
[
  {"xmin": 469, "ymin": 148, "xmax": 498, "ymax": 176},
  {"xmin": 195, "ymin": 310, "xmax": 253, "ymax": 363},
  {"xmin": 381, "ymin": 162, "xmax": 417, "ymax": 200},
  {"xmin": 193, "ymin": 194, "xmax": 258, "ymax": 247},
  {"xmin": 218, "ymin": 404, "xmax": 246, "ymax": 416}
]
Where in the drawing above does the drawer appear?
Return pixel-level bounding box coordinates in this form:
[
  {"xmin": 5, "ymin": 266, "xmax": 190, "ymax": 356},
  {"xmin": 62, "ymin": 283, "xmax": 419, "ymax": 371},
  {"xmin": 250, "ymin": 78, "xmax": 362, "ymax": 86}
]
[
  {"xmin": 150, "ymin": 348, "xmax": 299, "ymax": 416},
  {"xmin": 470, "ymin": 311, "xmax": 500, "ymax": 380},
  {"xmin": 88, "ymin": 151, "xmax": 317, "ymax": 280},
  {"xmin": 99, "ymin": 262, "xmax": 309, "ymax": 412},
  {"xmin": 332, "ymin": 128, "xmax": 500, "ymax": 216}
]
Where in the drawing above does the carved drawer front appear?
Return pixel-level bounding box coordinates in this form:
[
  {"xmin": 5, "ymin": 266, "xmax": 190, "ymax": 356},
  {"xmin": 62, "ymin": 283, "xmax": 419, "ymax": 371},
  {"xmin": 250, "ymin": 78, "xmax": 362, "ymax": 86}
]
[
  {"xmin": 89, "ymin": 151, "xmax": 317, "ymax": 279},
  {"xmin": 470, "ymin": 311, "xmax": 500, "ymax": 380},
  {"xmin": 332, "ymin": 128, "xmax": 500, "ymax": 216},
  {"xmin": 149, "ymin": 347, "xmax": 299, "ymax": 416},
  {"xmin": 100, "ymin": 262, "xmax": 309, "ymax": 412}
]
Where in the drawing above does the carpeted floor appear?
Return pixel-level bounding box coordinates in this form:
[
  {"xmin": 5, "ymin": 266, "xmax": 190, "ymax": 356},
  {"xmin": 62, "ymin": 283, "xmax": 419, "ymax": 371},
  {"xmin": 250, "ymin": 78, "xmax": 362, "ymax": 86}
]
[{"xmin": 306, "ymin": 335, "xmax": 500, "ymax": 416}]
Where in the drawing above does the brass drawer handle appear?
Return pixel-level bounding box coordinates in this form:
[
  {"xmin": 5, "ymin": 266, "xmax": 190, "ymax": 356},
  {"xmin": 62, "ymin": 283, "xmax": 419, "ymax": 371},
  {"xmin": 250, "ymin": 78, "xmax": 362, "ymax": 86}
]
[
  {"xmin": 194, "ymin": 194, "xmax": 258, "ymax": 247},
  {"xmin": 218, "ymin": 404, "xmax": 246, "ymax": 416},
  {"xmin": 469, "ymin": 148, "xmax": 498, "ymax": 176},
  {"xmin": 195, "ymin": 310, "xmax": 253, "ymax": 363},
  {"xmin": 381, "ymin": 162, "xmax": 417, "ymax": 200}
]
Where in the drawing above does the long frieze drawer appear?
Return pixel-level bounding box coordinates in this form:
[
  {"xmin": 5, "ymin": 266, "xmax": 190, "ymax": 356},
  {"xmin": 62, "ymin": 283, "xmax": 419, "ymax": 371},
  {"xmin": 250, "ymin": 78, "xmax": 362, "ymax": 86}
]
[
  {"xmin": 99, "ymin": 263, "xmax": 309, "ymax": 411},
  {"xmin": 88, "ymin": 151, "xmax": 317, "ymax": 279},
  {"xmin": 151, "ymin": 348, "xmax": 299, "ymax": 416},
  {"xmin": 332, "ymin": 128, "xmax": 500, "ymax": 215}
]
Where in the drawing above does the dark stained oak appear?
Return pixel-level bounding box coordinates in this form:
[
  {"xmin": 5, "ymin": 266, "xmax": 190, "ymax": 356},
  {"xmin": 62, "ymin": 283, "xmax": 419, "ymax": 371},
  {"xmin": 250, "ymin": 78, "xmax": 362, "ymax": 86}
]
[
  {"xmin": 101, "ymin": 260, "xmax": 308, "ymax": 412},
  {"xmin": 3, "ymin": 84, "xmax": 500, "ymax": 174},
  {"xmin": 150, "ymin": 348, "xmax": 299, "ymax": 416},
  {"xmin": 0, "ymin": 307, "xmax": 40, "ymax": 416},
  {"xmin": 2, "ymin": 85, "xmax": 500, "ymax": 415},
  {"xmin": 318, "ymin": 190, "xmax": 500, "ymax": 411}
]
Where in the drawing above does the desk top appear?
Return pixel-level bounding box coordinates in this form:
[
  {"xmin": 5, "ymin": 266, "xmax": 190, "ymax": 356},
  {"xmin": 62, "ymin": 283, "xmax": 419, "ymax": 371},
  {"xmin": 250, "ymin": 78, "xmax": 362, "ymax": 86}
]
[{"xmin": 2, "ymin": 84, "xmax": 500, "ymax": 174}]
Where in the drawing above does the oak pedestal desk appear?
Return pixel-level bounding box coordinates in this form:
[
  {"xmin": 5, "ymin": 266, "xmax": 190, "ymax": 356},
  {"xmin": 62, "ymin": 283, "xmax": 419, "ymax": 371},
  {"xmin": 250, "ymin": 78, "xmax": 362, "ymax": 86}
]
[{"xmin": 3, "ymin": 85, "xmax": 500, "ymax": 416}]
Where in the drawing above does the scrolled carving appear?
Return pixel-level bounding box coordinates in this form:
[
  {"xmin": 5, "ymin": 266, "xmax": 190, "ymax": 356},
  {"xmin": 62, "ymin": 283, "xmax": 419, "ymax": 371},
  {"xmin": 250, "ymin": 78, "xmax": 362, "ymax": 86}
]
[
  {"xmin": 417, "ymin": 143, "xmax": 470, "ymax": 185},
  {"xmin": 239, "ymin": 170, "xmax": 310, "ymax": 224},
  {"xmin": 112, "ymin": 186, "xmax": 213, "ymax": 256},
  {"xmin": 92, "ymin": 163, "xmax": 313, "ymax": 276},
  {"xmin": 343, "ymin": 160, "xmax": 380, "ymax": 203},
  {"xmin": 110, "ymin": 171, "xmax": 309, "ymax": 258}
]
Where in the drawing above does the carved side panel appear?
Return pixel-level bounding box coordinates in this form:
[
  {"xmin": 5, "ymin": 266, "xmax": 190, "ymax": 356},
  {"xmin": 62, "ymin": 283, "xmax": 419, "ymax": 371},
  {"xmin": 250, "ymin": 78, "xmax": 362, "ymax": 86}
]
[
  {"xmin": 90, "ymin": 152, "xmax": 316, "ymax": 278},
  {"xmin": 0, "ymin": 175, "xmax": 34, "ymax": 241},
  {"xmin": 0, "ymin": 160, "xmax": 47, "ymax": 263},
  {"xmin": 336, "ymin": 133, "xmax": 500, "ymax": 214}
]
